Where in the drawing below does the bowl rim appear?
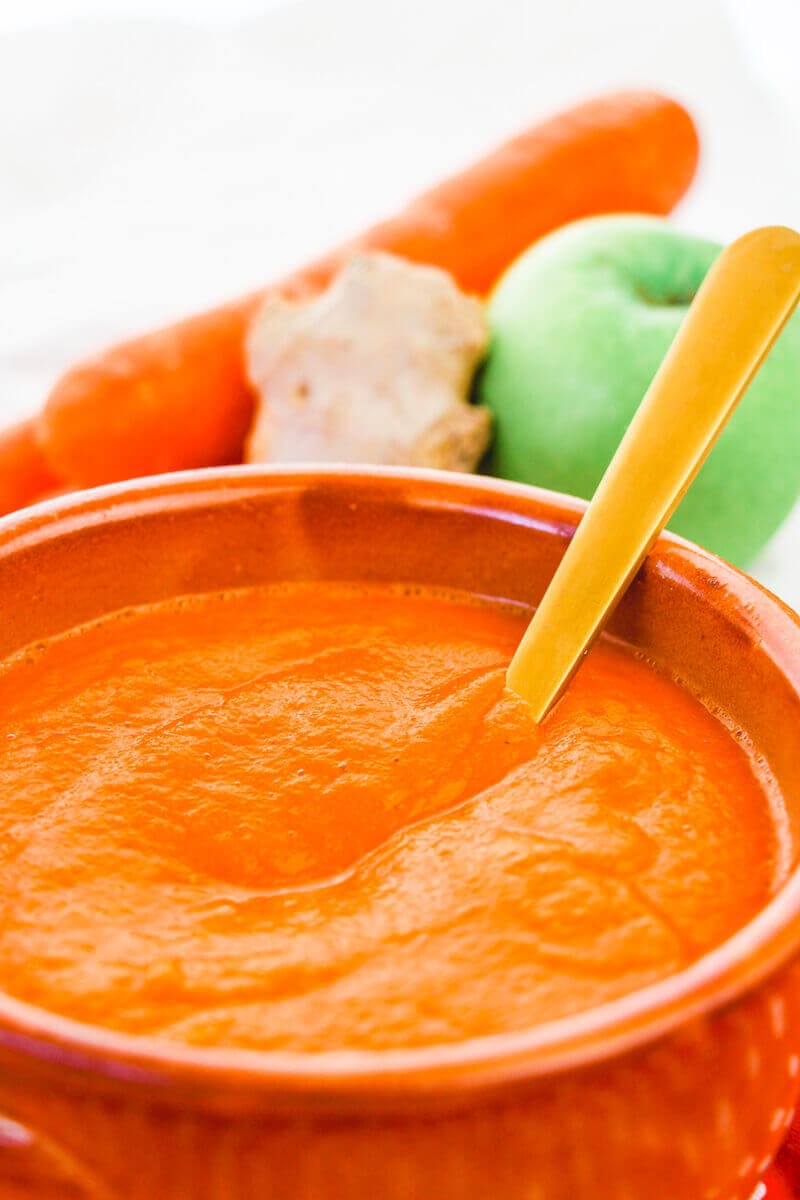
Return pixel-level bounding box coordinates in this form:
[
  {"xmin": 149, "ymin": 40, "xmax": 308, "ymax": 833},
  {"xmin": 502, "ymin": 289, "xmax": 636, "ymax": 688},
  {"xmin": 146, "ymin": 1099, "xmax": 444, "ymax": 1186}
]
[{"xmin": 1, "ymin": 462, "xmax": 800, "ymax": 1107}]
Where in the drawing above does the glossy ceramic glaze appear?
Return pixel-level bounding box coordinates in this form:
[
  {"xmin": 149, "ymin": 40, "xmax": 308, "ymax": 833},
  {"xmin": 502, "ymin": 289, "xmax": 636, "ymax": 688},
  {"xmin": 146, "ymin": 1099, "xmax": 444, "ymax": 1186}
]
[{"xmin": 1, "ymin": 466, "xmax": 800, "ymax": 1200}]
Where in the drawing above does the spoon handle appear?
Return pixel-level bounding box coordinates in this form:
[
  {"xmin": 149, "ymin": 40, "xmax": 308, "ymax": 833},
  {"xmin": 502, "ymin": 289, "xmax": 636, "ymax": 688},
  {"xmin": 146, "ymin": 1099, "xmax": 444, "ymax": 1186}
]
[{"xmin": 506, "ymin": 225, "xmax": 800, "ymax": 721}]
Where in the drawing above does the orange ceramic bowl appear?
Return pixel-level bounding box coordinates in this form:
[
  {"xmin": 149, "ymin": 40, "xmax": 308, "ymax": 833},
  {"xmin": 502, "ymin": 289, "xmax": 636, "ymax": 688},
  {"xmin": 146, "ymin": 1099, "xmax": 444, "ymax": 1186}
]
[{"xmin": 1, "ymin": 466, "xmax": 800, "ymax": 1200}]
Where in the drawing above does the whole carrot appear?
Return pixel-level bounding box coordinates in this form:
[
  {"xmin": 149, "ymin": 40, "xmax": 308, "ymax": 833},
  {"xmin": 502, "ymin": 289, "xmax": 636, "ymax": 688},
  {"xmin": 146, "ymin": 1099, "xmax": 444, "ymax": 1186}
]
[
  {"xmin": 38, "ymin": 90, "xmax": 699, "ymax": 489},
  {"xmin": 0, "ymin": 419, "xmax": 64, "ymax": 517}
]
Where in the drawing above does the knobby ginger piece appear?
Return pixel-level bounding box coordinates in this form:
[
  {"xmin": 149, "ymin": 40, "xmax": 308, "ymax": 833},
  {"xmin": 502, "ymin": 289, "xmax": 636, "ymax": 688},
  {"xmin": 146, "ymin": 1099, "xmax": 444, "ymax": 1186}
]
[{"xmin": 245, "ymin": 253, "xmax": 491, "ymax": 470}]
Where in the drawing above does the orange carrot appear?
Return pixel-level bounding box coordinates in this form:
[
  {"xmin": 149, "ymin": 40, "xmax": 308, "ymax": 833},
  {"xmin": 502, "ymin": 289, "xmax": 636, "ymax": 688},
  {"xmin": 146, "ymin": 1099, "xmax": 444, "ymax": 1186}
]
[
  {"xmin": 39, "ymin": 304, "xmax": 259, "ymax": 488},
  {"xmin": 38, "ymin": 90, "xmax": 699, "ymax": 488},
  {"xmin": 0, "ymin": 419, "xmax": 64, "ymax": 516}
]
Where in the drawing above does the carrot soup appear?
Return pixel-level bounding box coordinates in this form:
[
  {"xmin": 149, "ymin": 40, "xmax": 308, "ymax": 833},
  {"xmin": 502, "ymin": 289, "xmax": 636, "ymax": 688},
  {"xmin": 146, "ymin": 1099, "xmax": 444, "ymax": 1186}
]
[{"xmin": 0, "ymin": 582, "xmax": 785, "ymax": 1052}]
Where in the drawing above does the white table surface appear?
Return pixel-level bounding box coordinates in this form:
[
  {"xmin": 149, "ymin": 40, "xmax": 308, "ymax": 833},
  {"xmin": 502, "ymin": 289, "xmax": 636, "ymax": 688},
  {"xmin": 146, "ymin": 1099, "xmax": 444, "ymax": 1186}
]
[{"xmin": 1, "ymin": 0, "xmax": 799, "ymax": 606}]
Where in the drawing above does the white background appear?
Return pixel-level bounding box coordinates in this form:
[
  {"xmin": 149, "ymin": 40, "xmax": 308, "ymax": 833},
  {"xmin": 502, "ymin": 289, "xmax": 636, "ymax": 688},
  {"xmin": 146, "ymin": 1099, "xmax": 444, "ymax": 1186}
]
[{"xmin": 1, "ymin": 0, "xmax": 799, "ymax": 601}]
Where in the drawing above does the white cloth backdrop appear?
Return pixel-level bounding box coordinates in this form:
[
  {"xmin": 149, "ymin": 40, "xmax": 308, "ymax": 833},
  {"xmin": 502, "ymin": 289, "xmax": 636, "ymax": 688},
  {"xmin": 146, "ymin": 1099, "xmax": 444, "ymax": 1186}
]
[{"xmin": 1, "ymin": 0, "xmax": 799, "ymax": 602}]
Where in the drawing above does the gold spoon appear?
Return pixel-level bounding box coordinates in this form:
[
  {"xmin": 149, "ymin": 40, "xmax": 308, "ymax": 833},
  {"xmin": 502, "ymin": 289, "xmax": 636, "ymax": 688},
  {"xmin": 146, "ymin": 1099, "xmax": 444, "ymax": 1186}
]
[{"xmin": 506, "ymin": 225, "xmax": 800, "ymax": 722}]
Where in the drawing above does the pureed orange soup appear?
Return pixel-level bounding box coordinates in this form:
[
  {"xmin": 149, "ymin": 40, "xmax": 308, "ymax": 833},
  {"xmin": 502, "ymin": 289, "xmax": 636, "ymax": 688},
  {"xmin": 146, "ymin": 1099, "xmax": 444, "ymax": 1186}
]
[{"xmin": 0, "ymin": 583, "xmax": 786, "ymax": 1052}]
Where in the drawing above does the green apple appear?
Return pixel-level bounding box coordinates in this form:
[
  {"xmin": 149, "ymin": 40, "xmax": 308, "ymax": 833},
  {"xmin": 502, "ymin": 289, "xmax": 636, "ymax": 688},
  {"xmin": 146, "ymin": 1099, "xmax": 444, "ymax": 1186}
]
[{"xmin": 479, "ymin": 215, "xmax": 800, "ymax": 566}]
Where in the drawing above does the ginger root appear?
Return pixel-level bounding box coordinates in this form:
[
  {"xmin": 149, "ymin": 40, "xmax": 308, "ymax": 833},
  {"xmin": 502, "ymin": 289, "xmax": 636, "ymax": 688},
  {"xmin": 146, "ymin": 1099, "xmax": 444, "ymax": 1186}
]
[{"xmin": 245, "ymin": 253, "xmax": 491, "ymax": 471}]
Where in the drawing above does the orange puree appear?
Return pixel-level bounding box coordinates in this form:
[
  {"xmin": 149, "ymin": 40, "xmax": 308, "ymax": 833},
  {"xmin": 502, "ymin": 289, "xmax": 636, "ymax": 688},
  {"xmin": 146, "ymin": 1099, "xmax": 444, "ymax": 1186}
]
[{"xmin": 0, "ymin": 584, "xmax": 784, "ymax": 1052}]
